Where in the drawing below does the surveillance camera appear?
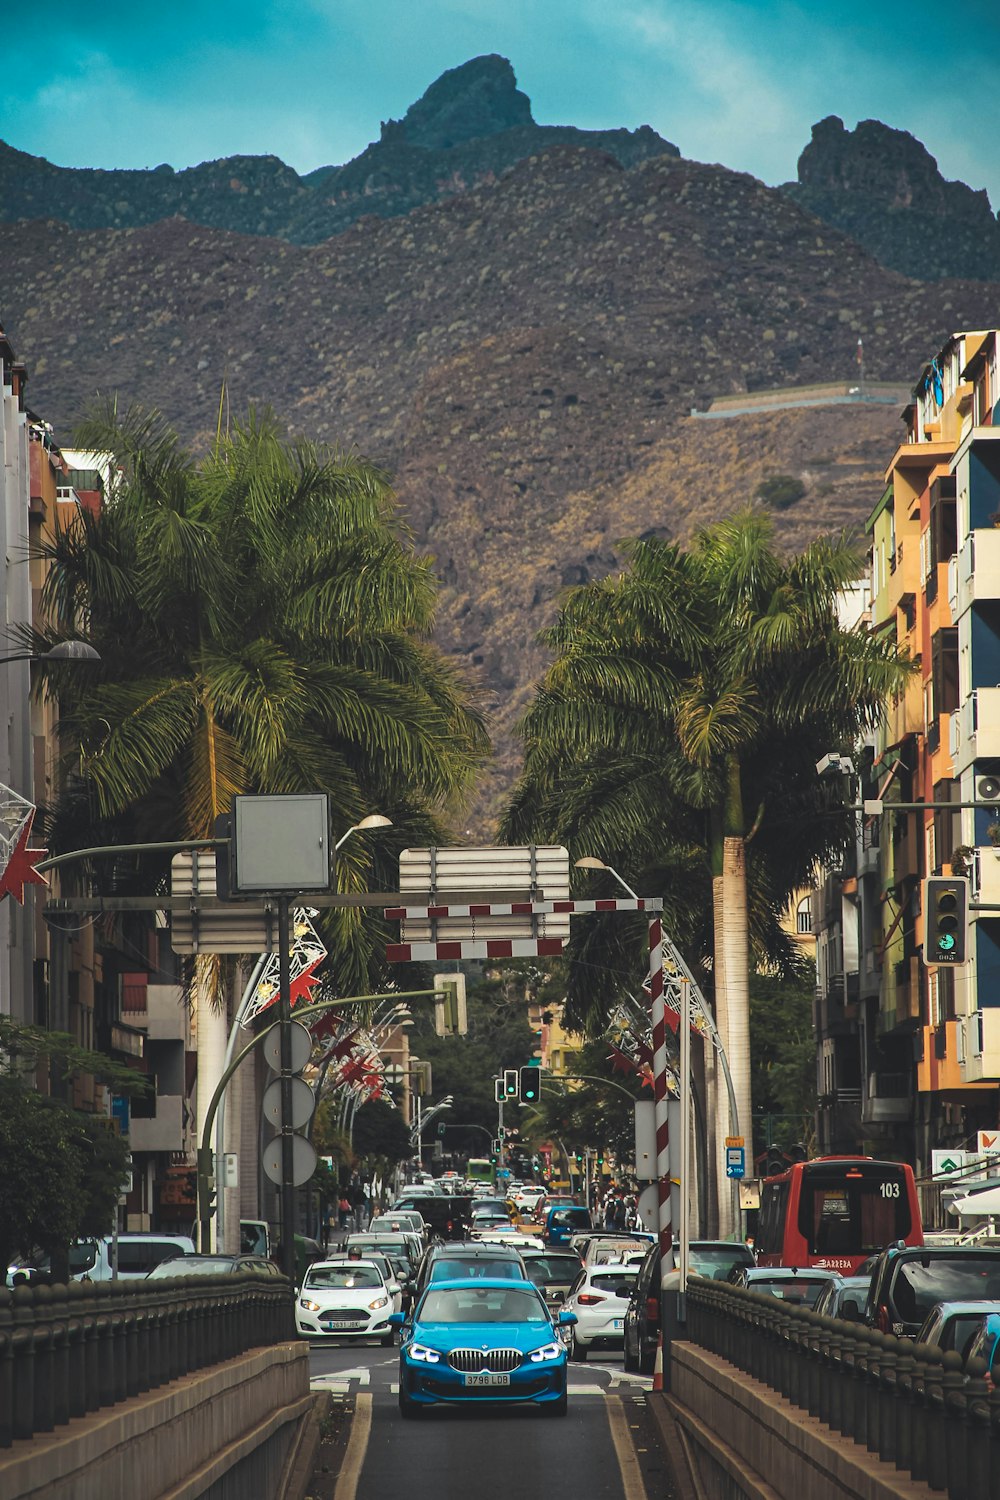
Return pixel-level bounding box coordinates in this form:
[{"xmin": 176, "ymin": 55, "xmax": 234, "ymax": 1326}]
[{"xmin": 816, "ymin": 753, "xmax": 853, "ymax": 779}]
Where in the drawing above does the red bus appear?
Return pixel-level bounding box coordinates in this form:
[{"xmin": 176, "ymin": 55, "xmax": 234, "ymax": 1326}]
[{"xmin": 755, "ymin": 1157, "xmax": 923, "ymax": 1273}]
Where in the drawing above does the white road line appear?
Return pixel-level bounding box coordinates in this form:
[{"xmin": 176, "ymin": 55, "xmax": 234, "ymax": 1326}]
[
  {"xmin": 333, "ymin": 1392, "xmax": 373, "ymax": 1500},
  {"xmin": 605, "ymin": 1395, "xmax": 647, "ymax": 1500}
]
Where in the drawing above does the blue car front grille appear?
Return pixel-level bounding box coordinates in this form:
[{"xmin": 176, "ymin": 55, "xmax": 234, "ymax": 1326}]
[{"xmin": 447, "ymin": 1346, "xmax": 523, "ymax": 1373}]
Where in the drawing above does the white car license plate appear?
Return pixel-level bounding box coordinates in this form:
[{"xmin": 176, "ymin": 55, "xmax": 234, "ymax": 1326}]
[
  {"xmin": 464, "ymin": 1373, "xmax": 511, "ymax": 1387},
  {"xmin": 613, "ymin": 1319, "xmax": 624, "ymax": 1330},
  {"xmin": 324, "ymin": 1319, "xmax": 363, "ymax": 1330}
]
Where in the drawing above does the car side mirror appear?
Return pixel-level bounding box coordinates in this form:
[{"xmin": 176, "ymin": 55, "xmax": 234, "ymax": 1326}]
[
  {"xmin": 387, "ymin": 1311, "xmax": 405, "ymax": 1328},
  {"xmin": 557, "ymin": 1310, "xmax": 578, "ymax": 1326}
]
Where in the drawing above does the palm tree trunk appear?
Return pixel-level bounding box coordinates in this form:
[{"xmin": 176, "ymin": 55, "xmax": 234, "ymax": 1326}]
[
  {"xmin": 721, "ymin": 833, "xmax": 752, "ymax": 1220},
  {"xmin": 194, "ymin": 957, "xmax": 230, "ymax": 1252},
  {"xmin": 711, "ymin": 872, "xmax": 732, "ymax": 1237}
]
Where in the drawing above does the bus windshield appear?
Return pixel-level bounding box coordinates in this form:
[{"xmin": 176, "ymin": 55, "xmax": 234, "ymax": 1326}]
[
  {"xmin": 467, "ymin": 1158, "xmax": 493, "ymax": 1183},
  {"xmin": 797, "ymin": 1164, "xmax": 912, "ymax": 1257}
]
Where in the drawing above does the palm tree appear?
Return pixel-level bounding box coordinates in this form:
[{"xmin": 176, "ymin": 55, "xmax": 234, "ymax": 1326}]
[
  {"xmin": 35, "ymin": 400, "xmax": 489, "ymax": 993},
  {"xmin": 503, "ymin": 509, "xmax": 912, "ymax": 1231}
]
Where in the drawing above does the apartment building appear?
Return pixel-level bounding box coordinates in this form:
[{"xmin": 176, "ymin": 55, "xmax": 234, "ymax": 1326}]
[{"xmin": 814, "ymin": 330, "xmax": 1000, "ymax": 1194}]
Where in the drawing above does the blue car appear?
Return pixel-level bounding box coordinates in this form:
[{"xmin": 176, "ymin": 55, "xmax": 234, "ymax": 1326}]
[{"xmin": 392, "ymin": 1278, "xmax": 575, "ymax": 1418}]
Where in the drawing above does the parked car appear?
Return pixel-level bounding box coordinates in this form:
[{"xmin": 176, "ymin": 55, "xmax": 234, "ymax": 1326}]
[
  {"xmin": 393, "ymin": 1277, "xmax": 575, "ymax": 1417},
  {"xmin": 146, "ymin": 1254, "xmax": 281, "ymax": 1279},
  {"xmin": 914, "ymin": 1300, "xmax": 1000, "ymax": 1360},
  {"xmin": 544, "ymin": 1205, "xmax": 593, "ymax": 1247},
  {"xmin": 864, "ymin": 1245, "xmax": 1000, "ymax": 1338},
  {"xmin": 411, "ymin": 1241, "xmax": 528, "ymax": 1302},
  {"xmin": 812, "ymin": 1274, "xmax": 872, "ymax": 1322},
  {"xmin": 564, "ymin": 1262, "xmax": 640, "ymax": 1361},
  {"xmin": 728, "ymin": 1266, "xmax": 833, "ymax": 1306},
  {"xmin": 295, "ymin": 1258, "xmax": 397, "ymax": 1344}
]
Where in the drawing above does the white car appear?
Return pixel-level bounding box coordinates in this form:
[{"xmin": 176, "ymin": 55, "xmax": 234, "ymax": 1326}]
[
  {"xmin": 295, "ymin": 1259, "xmax": 396, "ymax": 1344},
  {"xmin": 563, "ymin": 1261, "xmax": 640, "ymax": 1361}
]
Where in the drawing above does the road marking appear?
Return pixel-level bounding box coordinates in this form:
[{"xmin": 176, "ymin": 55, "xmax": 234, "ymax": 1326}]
[
  {"xmin": 605, "ymin": 1395, "xmax": 647, "ymax": 1500},
  {"xmin": 333, "ymin": 1392, "xmax": 372, "ymax": 1500},
  {"xmin": 311, "ymin": 1367, "xmax": 371, "ymax": 1391}
]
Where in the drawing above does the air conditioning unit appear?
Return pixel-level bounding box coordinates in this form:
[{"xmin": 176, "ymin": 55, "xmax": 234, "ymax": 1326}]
[{"xmin": 977, "ymin": 776, "xmax": 1000, "ymax": 801}]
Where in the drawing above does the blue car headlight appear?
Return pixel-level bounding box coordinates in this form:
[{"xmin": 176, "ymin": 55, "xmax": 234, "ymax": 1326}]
[
  {"xmin": 409, "ymin": 1342, "xmax": 441, "ymax": 1363},
  {"xmin": 529, "ymin": 1341, "xmax": 563, "ymax": 1363}
]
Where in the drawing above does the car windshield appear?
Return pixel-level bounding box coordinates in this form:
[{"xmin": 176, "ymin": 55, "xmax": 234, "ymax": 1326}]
[
  {"xmin": 429, "ymin": 1259, "xmax": 521, "ymax": 1282},
  {"xmin": 420, "ymin": 1285, "xmax": 550, "ymax": 1324},
  {"xmin": 893, "ymin": 1258, "xmax": 1000, "ymax": 1324},
  {"xmin": 69, "ymin": 1242, "xmax": 98, "ymax": 1272},
  {"xmin": 305, "ymin": 1267, "xmax": 382, "ymax": 1289},
  {"xmin": 551, "ymin": 1209, "xmax": 589, "ymax": 1226}
]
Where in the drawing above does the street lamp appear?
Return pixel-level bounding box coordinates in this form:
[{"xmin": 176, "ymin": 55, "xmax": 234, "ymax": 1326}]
[
  {"xmin": 0, "ymin": 641, "xmax": 101, "ymax": 664},
  {"xmin": 574, "ymin": 856, "xmax": 639, "ymax": 899},
  {"xmin": 335, "ymin": 813, "xmax": 392, "ymax": 851}
]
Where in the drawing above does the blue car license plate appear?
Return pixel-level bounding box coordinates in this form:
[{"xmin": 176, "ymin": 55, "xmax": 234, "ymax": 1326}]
[
  {"xmin": 613, "ymin": 1319, "xmax": 623, "ymax": 1330},
  {"xmin": 464, "ymin": 1373, "xmax": 510, "ymax": 1387}
]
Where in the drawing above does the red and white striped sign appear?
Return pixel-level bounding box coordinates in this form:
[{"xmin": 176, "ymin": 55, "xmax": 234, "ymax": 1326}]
[{"xmin": 384, "ymin": 897, "xmax": 661, "ymax": 964}]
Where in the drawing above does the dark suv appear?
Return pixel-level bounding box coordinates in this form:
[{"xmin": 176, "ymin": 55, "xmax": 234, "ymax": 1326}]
[
  {"xmin": 410, "ymin": 1241, "xmax": 527, "ymax": 1303},
  {"xmin": 864, "ymin": 1244, "xmax": 1000, "ymax": 1338},
  {"xmin": 624, "ymin": 1240, "xmax": 756, "ymax": 1374}
]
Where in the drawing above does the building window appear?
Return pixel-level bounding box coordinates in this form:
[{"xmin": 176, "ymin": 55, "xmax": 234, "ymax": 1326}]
[{"xmin": 796, "ymin": 898, "xmax": 812, "ymax": 935}]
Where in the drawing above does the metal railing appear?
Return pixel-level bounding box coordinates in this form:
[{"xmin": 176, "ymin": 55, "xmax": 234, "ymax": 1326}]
[
  {"xmin": 686, "ymin": 1280, "xmax": 1000, "ymax": 1500},
  {"xmin": 0, "ymin": 1272, "xmax": 294, "ymax": 1448}
]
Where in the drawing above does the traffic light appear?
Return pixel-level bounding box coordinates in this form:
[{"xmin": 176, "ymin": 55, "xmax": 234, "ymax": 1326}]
[
  {"xmin": 504, "ymin": 1069, "xmax": 519, "ymax": 1098},
  {"xmin": 495, "ymin": 1077, "xmax": 505, "ymax": 1103},
  {"xmin": 492, "ymin": 1138, "xmax": 503, "ymax": 1155},
  {"xmin": 519, "ymin": 1066, "xmax": 541, "ymax": 1103},
  {"xmin": 923, "ymin": 876, "xmax": 969, "ymax": 966}
]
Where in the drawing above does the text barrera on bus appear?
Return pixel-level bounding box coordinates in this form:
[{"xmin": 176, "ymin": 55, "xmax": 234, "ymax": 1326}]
[{"xmin": 755, "ymin": 1157, "xmax": 923, "ymax": 1273}]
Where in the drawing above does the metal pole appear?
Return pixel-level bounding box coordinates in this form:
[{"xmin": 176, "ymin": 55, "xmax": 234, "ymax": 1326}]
[
  {"xmin": 649, "ymin": 916, "xmax": 673, "ymax": 1274},
  {"xmin": 215, "ymin": 952, "xmax": 268, "ymax": 1252},
  {"xmin": 277, "ymin": 895, "xmax": 297, "ymax": 1283},
  {"xmin": 679, "ymin": 976, "xmax": 691, "ymax": 1312}
]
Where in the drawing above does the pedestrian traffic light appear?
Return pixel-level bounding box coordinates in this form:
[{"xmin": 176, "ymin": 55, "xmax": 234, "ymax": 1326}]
[
  {"xmin": 504, "ymin": 1069, "xmax": 519, "ymax": 1098},
  {"xmin": 519, "ymin": 1066, "xmax": 541, "ymax": 1103},
  {"xmin": 923, "ymin": 876, "xmax": 969, "ymax": 966}
]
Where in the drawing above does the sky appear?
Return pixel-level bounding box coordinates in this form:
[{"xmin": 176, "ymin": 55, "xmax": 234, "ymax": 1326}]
[{"xmin": 5, "ymin": 1, "xmax": 1000, "ymax": 208}]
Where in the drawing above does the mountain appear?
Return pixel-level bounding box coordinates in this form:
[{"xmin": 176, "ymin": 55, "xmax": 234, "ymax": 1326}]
[
  {"xmin": 3, "ymin": 138, "xmax": 997, "ymax": 828},
  {"xmin": 0, "ymin": 56, "xmax": 676, "ymax": 245},
  {"xmin": 782, "ymin": 116, "xmax": 1000, "ymax": 282},
  {"xmin": 3, "ymin": 56, "xmax": 997, "ymax": 284}
]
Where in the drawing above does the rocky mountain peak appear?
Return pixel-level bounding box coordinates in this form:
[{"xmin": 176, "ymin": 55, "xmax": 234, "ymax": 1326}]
[
  {"xmin": 797, "ymin": 115, "xmax": 994, "ymax": 218},
  {"xmin": 381, "ymin": 54, "xmax": 534, "ymax": 150}
]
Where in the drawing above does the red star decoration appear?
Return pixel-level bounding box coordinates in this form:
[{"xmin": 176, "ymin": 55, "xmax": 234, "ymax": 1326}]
[
  {"xmin": 288, "ymin": 960, "xmax": 322, "ymax": 1008},
  {"xmin": 0, "ymin": 815, "xmax": 48, "ymax": 904}
]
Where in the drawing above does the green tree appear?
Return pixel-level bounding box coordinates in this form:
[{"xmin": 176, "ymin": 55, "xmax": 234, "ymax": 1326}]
[
  {"xmin": 0, "ymin": 1020, "xmax": 138, "ymax": 1274},
  {"xmin": 34, "ymin": 402, "xmax": 489, "ymax": 997},
  {"xmin": 503, "ymin": 509, "xmax": 911, "ymax": 1229}
]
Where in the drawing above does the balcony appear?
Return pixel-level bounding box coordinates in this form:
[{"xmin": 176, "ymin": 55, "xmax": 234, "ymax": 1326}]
[
  {"xmin": 972, "ymin": 846, "xmax": 1000, "ymax": 909},
  {"xmin": 863, "ymin": 1070, "xmax": 914, "ymax": 1123},
  {"xmin": 128, "ymin": 1095, "xmax": 185, "ymax": 1153},
  {"xmin": 949, "ymin": 529, "xmax": 1000, "ymax": 620},
  {"xmin": 950, "ymin": 688, "xmax": 1000, "ymax": 774},
  {"xmin": 885, "ymin": 534, "xmax": 919, "ymax": 617},
  {"xmin": 959, "ymin": 1009, "xmax": 1000, "ymax": 1083}
]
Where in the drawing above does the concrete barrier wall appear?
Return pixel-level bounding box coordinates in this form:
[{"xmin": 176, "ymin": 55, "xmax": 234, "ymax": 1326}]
[
  {"xmin": 0, "ymin": 1342, "xmax": 311, "ymax": 1500},
  {"xmin": 668, "ymin": 1343, "xmax": 938, "ymax": 1500}
]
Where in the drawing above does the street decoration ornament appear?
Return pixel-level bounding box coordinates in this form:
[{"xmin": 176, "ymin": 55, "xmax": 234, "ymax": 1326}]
[
  {"xmin": 242, "ymin": 909, "xmax": 327, "ymax": 1021},
  {"xmin": 0, "ymin": 785, "xmax": 48, "ymax": 904}
]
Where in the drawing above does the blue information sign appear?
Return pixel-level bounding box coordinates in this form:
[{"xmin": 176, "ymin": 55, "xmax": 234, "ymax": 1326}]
[{"xmin": 725, "ymin": 1146, "xmax": 745, "ymax": 1180}]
